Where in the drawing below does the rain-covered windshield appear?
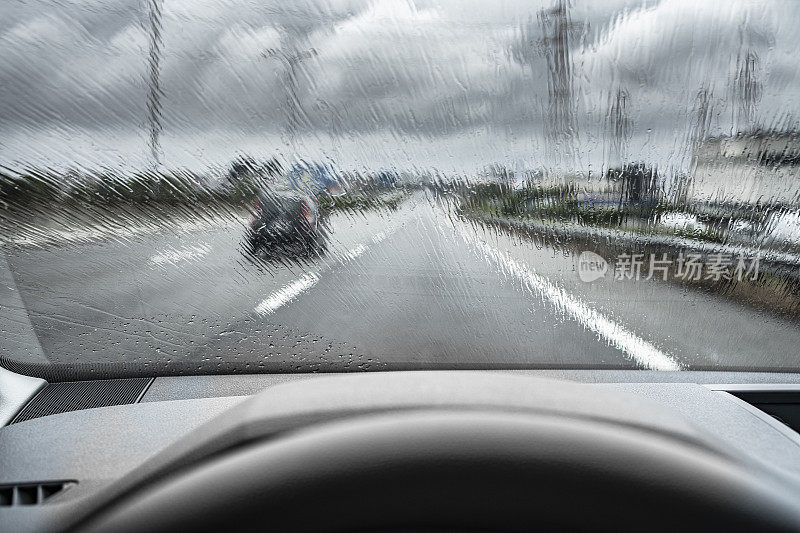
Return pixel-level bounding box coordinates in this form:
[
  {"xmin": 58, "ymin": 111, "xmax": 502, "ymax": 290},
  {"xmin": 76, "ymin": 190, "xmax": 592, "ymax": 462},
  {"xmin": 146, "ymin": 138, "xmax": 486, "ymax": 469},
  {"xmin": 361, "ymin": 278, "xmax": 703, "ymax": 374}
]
[{"xmin": 1, "ymin": 0, "xmax": 800, "ymax": 379}]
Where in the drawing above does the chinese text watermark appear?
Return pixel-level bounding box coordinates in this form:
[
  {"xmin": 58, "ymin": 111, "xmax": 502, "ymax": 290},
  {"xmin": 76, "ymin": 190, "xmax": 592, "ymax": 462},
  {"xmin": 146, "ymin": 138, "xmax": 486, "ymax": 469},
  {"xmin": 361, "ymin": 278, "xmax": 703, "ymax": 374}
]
[{"xmin": 578, "ymin": 251, "xmax": 760, "ymax": 282}]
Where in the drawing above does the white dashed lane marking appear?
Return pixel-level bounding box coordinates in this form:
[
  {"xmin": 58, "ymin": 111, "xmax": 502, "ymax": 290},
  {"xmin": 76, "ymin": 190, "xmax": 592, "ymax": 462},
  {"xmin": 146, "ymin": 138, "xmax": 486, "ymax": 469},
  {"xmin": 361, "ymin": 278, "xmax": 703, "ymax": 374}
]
[
  {"xmin": 149, "ymin": 243, "xmax": 212, "ymax": 267},
  {"xmin": 6, "ymin": 216, "xmax": 247, "ymax": 248},
  {"xmin": 253, "ymin": 225, "xmax": 398, "ymax": 317},
  {"xmin": 254, "ymin": 272, "xmax": 320, "ymax": 316}
]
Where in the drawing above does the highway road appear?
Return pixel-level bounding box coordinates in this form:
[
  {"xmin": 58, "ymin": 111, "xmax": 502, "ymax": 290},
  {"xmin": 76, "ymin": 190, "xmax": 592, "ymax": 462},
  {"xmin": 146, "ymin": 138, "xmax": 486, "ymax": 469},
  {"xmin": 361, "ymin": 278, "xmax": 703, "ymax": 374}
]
[{"xmin": 2, "ymin": 192, "xmax": 800, "ymax": 379}]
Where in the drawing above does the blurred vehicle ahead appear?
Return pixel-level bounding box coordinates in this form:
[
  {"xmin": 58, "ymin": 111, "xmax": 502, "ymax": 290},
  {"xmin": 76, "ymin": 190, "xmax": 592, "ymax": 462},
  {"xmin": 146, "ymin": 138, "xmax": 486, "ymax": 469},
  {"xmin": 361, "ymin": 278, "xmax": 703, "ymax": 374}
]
[{"xmin": 247, "ymin": 188, "xmax": 323, "ymax": 255}]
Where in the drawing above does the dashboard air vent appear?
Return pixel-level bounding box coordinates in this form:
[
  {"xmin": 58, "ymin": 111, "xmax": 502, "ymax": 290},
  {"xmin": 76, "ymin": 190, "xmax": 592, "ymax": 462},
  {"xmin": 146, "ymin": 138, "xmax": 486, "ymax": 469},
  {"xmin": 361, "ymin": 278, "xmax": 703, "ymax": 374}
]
[
  {"xmin": 10, "ymin": 378, "xmax": 153, "ymax": 424},
  {"xmin": 729, "ymin": 390, "xmax": 800, "ymax": 434},
  {"xmin": 0, "ymin": 482, "xmax": 75, "ymax": 506}
]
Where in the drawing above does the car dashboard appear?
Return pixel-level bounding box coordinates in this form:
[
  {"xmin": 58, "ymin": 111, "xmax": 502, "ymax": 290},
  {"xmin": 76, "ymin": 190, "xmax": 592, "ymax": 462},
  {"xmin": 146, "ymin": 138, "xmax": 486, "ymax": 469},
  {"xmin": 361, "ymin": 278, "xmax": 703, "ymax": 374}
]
[{"xmin": 2, "ymin": 369, "xmax": 800, "ymax": 532}]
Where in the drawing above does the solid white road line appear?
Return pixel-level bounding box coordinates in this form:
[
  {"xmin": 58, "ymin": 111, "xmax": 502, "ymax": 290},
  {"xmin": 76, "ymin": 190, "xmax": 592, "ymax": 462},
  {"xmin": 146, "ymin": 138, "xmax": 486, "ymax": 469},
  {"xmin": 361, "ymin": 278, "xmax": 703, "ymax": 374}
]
[{"xmin": 455, "ymin": 223, "xmax": 682, "ymax": 371}]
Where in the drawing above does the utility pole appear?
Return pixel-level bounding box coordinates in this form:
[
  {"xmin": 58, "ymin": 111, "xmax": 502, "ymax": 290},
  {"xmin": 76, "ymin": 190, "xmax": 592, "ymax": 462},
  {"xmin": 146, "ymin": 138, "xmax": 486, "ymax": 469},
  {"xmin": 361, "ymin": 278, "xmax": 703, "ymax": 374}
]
[
  {"xmin": 607, "ymin": 87, "xmax": 631, "ymax": 167},
  {"xmin": 146, "ymin": 0, "xmax": 164, "ymax": 168},
  {"xmin": 731, "ymin": 23, "xmax": 762, "ymax": 134},
  {"xmin": 691, "ymin": 88, "xmax": 713, "ymax": 161},
  {"xmin": 261, "ymin": 42, "xmax": 318, "ymax": 147},
  {"xmin": 733, "ymin": 51, "xmax": 760, "ymax": 132},
  {"xmin": 538, "ymin": 0, "xmax": 582, "ymax": 163}
]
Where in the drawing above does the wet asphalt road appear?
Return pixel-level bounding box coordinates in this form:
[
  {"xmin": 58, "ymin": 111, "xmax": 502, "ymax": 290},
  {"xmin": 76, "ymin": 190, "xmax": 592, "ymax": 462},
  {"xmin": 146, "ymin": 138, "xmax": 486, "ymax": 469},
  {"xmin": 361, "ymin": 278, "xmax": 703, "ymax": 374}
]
[{"xmin": 3, "ymin": 192, "xmax": 800, "ymax": 379}]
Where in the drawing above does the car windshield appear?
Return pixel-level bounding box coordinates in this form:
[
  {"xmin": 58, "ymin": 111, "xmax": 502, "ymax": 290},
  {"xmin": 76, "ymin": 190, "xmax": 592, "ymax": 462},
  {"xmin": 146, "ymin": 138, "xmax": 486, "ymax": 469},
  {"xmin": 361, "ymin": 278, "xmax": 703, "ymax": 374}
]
[{"xmin": 2, "ymin": 0, "xmax": 800, "ymax": 380}]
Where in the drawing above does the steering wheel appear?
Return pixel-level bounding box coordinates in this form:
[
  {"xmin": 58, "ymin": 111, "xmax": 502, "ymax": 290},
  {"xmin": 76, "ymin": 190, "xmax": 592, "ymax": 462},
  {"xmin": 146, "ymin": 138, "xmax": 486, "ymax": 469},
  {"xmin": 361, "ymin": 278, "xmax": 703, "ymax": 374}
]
[{"xmin": 80, "ymin": 410, "xmax": 800, "ymax": 532}]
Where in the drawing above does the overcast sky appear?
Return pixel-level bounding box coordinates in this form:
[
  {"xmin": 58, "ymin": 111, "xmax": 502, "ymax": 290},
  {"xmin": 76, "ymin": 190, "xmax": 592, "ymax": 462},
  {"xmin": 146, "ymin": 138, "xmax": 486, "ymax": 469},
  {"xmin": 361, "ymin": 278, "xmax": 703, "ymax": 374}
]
[{"xmin": 1, "ymin": 0, "xmax": 799, "ymax": 174}]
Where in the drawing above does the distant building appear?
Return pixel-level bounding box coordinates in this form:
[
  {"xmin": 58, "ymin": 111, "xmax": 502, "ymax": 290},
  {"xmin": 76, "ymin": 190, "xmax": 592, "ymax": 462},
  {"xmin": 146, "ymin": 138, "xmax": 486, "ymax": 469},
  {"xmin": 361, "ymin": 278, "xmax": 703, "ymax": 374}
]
[{"xmin": 692, "ymin": 130, "xmax": 800, "ymax": 205}]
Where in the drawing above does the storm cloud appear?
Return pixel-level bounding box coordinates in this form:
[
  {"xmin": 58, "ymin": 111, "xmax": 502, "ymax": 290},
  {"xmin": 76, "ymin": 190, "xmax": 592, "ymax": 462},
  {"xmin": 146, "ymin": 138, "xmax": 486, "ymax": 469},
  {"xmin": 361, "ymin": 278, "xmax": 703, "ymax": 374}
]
[{"xmin": 1, "ymin": 0, "xmax": 799, "ymax": 172}]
